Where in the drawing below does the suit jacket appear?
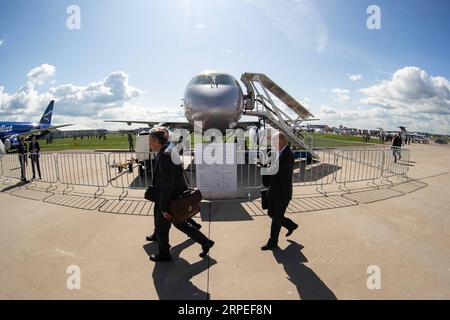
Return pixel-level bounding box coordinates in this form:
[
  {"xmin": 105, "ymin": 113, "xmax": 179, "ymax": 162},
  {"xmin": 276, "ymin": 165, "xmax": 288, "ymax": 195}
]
[
  {"xmin": 263, "ymin": 145, "xmax": 294, "ymax": 208},
  {"xmin": 17, "ymin": 142, "xmax": 27, "ymax": 155},
  {"xmin": 29, "ymin": 141, "xmax": 40, "ymax": 154},
  {"xmin": 152, "ymin": 143, "xmax": 188, "ymax": 213}
]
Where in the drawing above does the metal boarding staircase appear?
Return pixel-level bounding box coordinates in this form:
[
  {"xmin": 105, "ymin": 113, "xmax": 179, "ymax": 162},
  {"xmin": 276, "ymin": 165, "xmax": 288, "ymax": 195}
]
[{"xmin": 241, "ymin": 73, "xmax": 319, "ymax": 160}]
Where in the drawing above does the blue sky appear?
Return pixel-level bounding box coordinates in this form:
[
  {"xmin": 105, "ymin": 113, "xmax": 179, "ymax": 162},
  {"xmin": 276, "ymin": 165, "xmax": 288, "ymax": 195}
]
[{"xmin": 0, "ymin": 0, "xmax": 449, "ymax": 133}]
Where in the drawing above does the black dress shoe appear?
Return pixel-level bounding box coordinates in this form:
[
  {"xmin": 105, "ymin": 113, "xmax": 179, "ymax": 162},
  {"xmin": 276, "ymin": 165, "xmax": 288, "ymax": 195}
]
[
  {"xmin": 261, "ymin": 243, "xmax": 278, "ymax": 251},
  {"xmin": 150, "ymin": 254, "xmax": 172, "ymax": 262},
  {"xmin": 286, "ymin": 224, "xmax": 299, "ymax": 237},
  {"xmin": 200, "ymin": 240, "xmax": 214, "ymax": 258},
  {"xmin": 146, "ymin": 234, "xmax": 157, "ymax": 242}
]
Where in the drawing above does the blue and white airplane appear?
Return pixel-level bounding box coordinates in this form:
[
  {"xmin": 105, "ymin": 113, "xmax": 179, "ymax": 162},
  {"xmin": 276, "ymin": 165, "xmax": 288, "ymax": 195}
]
[{"xmin": 0, "ymin": 100, "xmax": 72, "ymax": 151}]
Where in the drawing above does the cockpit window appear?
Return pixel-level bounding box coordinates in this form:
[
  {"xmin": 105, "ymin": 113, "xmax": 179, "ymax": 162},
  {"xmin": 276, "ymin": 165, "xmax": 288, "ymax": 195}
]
[
  {"xmin": 214, "ymin": 75, "xmax": 235, "ymax": 85},
  {"xmin": 189, "ymin": 74, "xmax": 235, "ymax": 86},
  {"xmin": 189, "ymin": 75, "xmax": 214, "ymax": 85}
]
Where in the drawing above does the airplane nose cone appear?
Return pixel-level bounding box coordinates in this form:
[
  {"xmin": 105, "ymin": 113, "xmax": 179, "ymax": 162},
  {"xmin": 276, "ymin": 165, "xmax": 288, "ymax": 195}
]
[{"xmin": 184, "ymin": 85, "xmax": 243, "ymax": 131}]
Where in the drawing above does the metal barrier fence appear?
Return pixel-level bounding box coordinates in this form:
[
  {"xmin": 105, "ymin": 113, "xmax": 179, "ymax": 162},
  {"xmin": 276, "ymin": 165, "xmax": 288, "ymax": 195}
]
[
  {"xmin": 0, "ymin": 155, "xmax": 3, "ymax": 177},
  {"xmin": 108, "ymin": 152, "xmax": 155, "ymax": 189},
  {"xmin": 1, "ymin": 154, "xmax": 22, "ymax": 180},
  {"xmin": 334, "ymin": 148, "xmax": 385, "ymax": 184},
  {"xmin": 383, "ymin": 146, "xmax": 410, "ymax": 178},
  {"xmin": 57, "ymin": 153, "xmax": 109, "ymax": 187},
  {"xmin": 0, "ymin": 147, "xmax": 411, "ymax": 194},
  {"xmin": 293, "ymin": 149, "xmax": 337, "ymax": 187}
]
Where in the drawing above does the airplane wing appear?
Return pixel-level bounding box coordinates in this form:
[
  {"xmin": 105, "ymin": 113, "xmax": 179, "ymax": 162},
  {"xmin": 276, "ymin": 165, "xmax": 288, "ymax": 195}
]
[{"xmin": 104, "ymin": 120, "xmax": 192, "ymax": 130}]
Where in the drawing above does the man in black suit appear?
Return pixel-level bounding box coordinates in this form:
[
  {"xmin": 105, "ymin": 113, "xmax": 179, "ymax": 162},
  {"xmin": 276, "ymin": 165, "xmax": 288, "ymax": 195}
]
[
  {"xmin": 261, "ymin": 132, "xmax": 299, "ymax": 251},
  {"xmin": 147, "ymin": 128, "xmax": 214, "ymax": 262},
  {"xmin": 17, "ymin": 137, "xmax": 28, "ymax": 182},
  {"xmin": 145, "ymin": 128, "xmax": 201, "ymax": 243},
  {"xmin": 29, "ymin": 135, "xmax": 42, "ymax": 180}
]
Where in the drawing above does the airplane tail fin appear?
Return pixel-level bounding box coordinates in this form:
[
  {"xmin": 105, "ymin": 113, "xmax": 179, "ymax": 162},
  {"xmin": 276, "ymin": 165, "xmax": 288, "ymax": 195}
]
[{"xmin": 39, "ymin": 100, "xmax": 54, "ymax": 126}]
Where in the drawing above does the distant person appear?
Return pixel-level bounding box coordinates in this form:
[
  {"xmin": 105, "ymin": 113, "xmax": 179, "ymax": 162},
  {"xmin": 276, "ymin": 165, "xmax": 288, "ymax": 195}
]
[
  {"xmin": 392, "ymin": 134, "xmax": 403, "ymax": 163},
  {"xmin": 17, "ymin": 137, "xmax": 28, "ymax": 182},
  {"xmin": 127, "ymin": 133, "xmax": 134, "ymax": 151},
  {"xmin": 146, "ymin": 127, "xmax": 213, "ymax": 262},
  {"xmin": 29, "ymin": 135, "xmax": 42, "ymax": 180},
  {"xmin": 260, "ymin": 132, "xmax": 298, "ymax": 251}
]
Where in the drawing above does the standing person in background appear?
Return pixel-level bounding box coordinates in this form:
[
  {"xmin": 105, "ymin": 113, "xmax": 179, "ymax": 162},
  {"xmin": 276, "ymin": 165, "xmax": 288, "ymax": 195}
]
[
  {"xmin": 29, "ymin": 135, "xmax": 42, "ymax": 180},
  {"xmin": 392, "ymin": 134, "xmax": 403, "ymax": 163},
  {"xmin": 261, "ymin": 132, "xmax": 298, "ymax": 251},
  {"xmin": 17, "ymin": 137, "xmax": 28, "ymax": 183},
  {"xmin": 127, "ymin": 132, "xmax": 134, "ymax": 151}
]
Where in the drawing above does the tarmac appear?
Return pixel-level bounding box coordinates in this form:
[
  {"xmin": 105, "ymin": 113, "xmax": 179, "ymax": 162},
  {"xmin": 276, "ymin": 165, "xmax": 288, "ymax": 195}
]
[{"xmin": 0, "ymin": 143, "xmax": 449, "ymax": 299}]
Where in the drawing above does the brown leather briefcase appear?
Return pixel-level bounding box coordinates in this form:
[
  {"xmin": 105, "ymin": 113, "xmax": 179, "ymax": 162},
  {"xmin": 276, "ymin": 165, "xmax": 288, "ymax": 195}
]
[
  {"xmin": 168, "ymin": 169, "xmax": 203, "ymax": 225},
  {"xmin": 169, "ymin": 188, "xmax": 203, "ymax": 225}
]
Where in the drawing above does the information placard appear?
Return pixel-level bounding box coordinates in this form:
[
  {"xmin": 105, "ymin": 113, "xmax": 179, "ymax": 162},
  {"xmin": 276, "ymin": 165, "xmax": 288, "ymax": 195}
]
[{"xmin": 195, "ymin": 143, "xmax": 237, "ymax": 192}]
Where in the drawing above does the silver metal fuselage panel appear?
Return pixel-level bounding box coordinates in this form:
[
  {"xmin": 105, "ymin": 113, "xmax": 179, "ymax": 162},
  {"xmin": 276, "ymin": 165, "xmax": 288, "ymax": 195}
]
[{"xmin": 184, "ymin": 72, "xmax": 244, "ymax": 132}]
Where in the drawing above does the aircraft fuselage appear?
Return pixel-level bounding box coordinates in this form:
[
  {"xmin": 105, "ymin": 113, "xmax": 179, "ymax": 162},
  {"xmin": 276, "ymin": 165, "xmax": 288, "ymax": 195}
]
[{"xmin": 183, "ymin": 71, "xmax": 244, "ymax": 132}]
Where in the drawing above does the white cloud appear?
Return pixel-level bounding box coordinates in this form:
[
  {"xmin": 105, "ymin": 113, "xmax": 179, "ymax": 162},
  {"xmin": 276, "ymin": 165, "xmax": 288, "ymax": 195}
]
[
  {"xmin": 359, "ymin": 66, "xmax": 450, "ymax": 115},
  {"xmin": 348, "ymin": 74, "xmax": 363, "ymax": 81},
  {"xmin": 331, "ymin": 88, "xmax": 351, "ymax": 102},
  {"xmin": 0, "ymin": 64, "xmax": 143, "ymax": 123},
  {"xmin": 315, "ymin": 67, "xmax": 450, "ymax": 134},
  {"xmin": 245, "ymin": 0, "xmax": 328, "ymax": 53},
  {"xmin": 0, "ymin": 35, "xmax": 5, "ymax": 46},
  {"xmin": 27, "ymin": 64, "xmax": 56, "ymax": 86},
  {"xmin": 319, "ymin": 105, "xmax": 337, "ymax": 114}
]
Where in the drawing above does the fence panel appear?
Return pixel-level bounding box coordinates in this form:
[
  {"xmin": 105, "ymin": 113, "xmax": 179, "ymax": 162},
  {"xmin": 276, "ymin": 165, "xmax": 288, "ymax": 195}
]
[
  {"xmin": 0, "ymin": 154, "xmax": 26, "ymax": 180},
  {"xmin": 334, "ymin": 148, "xmax": 384, "ymax": 184},
  {"xmin": 108, "ymin": 152, "xmax": 155, "ymax": 189},
  {"xmin": 23, "ymin": 153, "xmax": 59, "ymax": 183},
  {"xmin": 383, "ymin": 147, "xmax": 410, "ymax": 178},
  {"xmin": 57, "ymin": 153, "xmax": 108, "ymax": 187},
  {"xmin": 292, "ymin": 149, "xmax": 337, "ymax": 186}
]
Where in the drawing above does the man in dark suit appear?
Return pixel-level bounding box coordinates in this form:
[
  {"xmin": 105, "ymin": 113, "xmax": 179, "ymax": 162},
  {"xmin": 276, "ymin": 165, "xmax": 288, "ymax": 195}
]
[
  {"xmin": 17, "ymin": 137, "xmax": 28, "ymax": 182},
  {"xmin": 145, "ymin": 128, "xmax": 201, "ymax": 243},
  {"xmin": 29, "ymin": 135, "xmax": 42, "ymax": 179},
  {"xmin": 147, "ymin": 128, "xmax": 214, "ymax": 262},
  {"xmin": 261, "ymin": 132, "xmax": 299, "ymax": 251}
]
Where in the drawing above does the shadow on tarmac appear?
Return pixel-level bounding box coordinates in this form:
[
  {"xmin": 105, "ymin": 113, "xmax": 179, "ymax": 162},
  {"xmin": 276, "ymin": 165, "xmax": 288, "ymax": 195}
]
[
  {"xmin": 143, "ymin": 239, "xmax": 216, "ymax": 300},
  {"xmin": 273, "ymin": 240, "xmax": 337, "ymax": 300}
]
